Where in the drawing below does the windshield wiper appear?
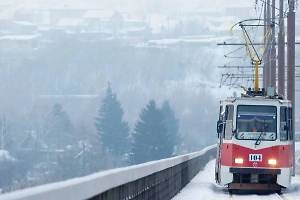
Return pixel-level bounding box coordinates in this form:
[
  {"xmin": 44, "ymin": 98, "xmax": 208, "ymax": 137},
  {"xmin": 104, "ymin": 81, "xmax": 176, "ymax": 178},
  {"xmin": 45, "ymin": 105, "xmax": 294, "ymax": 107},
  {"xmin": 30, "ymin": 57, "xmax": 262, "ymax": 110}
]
[
  {"xmin": 255, "ymin": 131, "xmax": 265, "ymax": 145},
  {"xmin": 255, "ymin": 119, "xmax": 267, "ymax": 146}
]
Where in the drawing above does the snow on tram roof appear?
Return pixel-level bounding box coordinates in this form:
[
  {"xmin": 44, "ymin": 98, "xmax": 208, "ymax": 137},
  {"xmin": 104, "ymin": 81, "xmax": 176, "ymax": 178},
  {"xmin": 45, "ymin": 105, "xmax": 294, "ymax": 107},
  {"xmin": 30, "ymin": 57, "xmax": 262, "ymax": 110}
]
[{"xmin": 222, "ymin": 96, "xmax": 291, "ymax": 103}]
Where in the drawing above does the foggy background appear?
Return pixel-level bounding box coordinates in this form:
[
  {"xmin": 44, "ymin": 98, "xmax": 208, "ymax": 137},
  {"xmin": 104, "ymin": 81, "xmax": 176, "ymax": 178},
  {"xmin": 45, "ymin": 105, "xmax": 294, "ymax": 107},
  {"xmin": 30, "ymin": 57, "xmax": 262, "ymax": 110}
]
[{"xmin": 0, "ymin": 0, "xmax": 299, "ymax": 194}]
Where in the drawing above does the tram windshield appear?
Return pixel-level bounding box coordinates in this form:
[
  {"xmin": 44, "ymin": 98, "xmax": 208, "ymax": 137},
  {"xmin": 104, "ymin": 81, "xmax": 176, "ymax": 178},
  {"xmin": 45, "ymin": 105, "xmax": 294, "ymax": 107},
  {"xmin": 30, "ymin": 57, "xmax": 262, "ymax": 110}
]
[{"xmin": 236, "ymin": 105, "xmax": 277, "ymax": 141}]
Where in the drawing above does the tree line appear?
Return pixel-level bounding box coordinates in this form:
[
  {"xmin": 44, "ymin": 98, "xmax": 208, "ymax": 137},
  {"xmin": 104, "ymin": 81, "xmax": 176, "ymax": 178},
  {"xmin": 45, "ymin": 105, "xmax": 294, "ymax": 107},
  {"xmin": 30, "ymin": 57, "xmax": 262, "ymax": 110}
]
[
  {"xmin": 95, "ymin": 82, "xmax": 181, "ymax": 166},
  {"xmin": 0, "ymin": 82, "xmax": 181, "ymax": 192}
]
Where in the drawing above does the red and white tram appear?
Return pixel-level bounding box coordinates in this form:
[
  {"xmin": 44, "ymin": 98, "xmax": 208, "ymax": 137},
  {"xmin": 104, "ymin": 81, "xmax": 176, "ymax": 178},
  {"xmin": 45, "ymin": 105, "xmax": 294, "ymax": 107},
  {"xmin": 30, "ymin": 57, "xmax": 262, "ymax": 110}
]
[{"xmin": 215, "ymin": 87, "xmax": 294, "ymax": 192}]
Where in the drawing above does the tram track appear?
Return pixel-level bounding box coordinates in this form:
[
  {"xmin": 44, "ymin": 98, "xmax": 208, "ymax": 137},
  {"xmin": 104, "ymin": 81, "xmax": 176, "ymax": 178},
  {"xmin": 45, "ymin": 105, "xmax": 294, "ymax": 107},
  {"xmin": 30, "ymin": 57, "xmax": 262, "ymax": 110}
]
[
  {"xmin": 229, "ymin": 192, "xmax": 289, "ymax": 200},
  {"xmin": 273, "ymin": 193, "xmax": 289, "ymax": 200}
]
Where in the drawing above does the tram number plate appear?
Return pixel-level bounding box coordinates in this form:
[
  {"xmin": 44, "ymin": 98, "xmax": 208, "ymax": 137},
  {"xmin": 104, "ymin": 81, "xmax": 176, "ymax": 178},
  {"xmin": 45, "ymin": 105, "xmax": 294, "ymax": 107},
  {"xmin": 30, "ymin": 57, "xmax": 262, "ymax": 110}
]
[{"xmin": 249, "ymin": 154, "xmax": 262, "ymax": 162}]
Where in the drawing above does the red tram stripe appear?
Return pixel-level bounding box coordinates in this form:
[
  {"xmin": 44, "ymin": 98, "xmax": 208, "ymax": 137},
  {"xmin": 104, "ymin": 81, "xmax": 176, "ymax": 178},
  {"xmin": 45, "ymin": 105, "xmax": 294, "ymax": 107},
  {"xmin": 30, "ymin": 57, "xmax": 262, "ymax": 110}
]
[{"xmin": 220, "ymin": 143, "xmax": 292, "ymax": 168}]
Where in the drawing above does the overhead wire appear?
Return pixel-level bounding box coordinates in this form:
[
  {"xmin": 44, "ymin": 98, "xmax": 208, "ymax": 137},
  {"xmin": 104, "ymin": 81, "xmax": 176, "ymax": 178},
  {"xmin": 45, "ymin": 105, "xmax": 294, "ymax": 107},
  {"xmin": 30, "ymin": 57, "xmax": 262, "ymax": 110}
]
[
  {"xmin": 244, "ymin": 1, "xmax": 290, "ymax": 88},
  {"xmin": 219, "ymin": 0, "xmax": 297, "ymax": 88},
  {"xmin": 221, "ymin": 1, "xmax": 265, "ymax": 88},
  {"xmin": 224, "ymin": 46, "xmax": 246, "ymax": 58}
]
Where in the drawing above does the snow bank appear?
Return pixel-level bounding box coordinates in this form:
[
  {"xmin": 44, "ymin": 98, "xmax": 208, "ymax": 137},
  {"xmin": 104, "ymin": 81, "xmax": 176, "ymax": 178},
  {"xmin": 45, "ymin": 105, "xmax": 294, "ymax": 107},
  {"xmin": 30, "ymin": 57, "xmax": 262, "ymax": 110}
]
[
  {"xmin": 0, "ymin": 145, "xmax": 216, "ymax": 200},
  {"xmin": 0, "ymin": 150, "xmax": 16, "ymax": 162}
]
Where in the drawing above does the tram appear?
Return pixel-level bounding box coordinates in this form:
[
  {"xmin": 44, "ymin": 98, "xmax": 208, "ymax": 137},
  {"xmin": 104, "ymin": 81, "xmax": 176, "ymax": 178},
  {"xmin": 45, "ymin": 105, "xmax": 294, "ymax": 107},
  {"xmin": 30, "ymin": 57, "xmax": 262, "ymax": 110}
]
[
  {"xmin": 215, "ymin": 17, "xmax": 295, "ymax": 193},
  {"xmin": 215, "ymin": 87, "xmax": 294, "ymax": 192}
]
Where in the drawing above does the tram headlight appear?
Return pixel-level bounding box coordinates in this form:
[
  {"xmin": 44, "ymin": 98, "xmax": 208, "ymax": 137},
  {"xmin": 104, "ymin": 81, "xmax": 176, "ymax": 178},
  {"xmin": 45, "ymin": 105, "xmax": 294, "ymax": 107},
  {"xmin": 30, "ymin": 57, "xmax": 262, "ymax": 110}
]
[
  {"xmin": 268, "ymin": 159, "xmax": 277, "ymax": 165},
  {"xmin": 235, "ymin": 158, "xmax": 243, "ymax": 164}
]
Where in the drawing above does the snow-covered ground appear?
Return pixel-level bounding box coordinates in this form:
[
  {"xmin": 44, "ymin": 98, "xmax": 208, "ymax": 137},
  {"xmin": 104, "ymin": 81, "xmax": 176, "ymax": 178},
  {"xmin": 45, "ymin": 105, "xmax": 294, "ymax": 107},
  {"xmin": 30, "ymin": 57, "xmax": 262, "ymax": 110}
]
[
  {"xmin": 173, "ymin": 159, "xmax": 300, "ymax": 200},
  {"xmin": 173, "ymin": 142, "xmax": 300, "ymax": 200}
]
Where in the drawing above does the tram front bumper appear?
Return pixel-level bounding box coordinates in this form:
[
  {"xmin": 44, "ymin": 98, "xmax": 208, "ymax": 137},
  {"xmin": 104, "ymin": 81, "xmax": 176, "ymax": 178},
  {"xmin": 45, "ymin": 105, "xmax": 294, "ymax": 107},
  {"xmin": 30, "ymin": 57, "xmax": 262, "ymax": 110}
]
[
  {"xmin": 228, "ymin": 183, "xmax": 282, "ymax": 190},
  {"xmin": 229, "ymin": 167, "xmax": 281, "ymax": 174}
]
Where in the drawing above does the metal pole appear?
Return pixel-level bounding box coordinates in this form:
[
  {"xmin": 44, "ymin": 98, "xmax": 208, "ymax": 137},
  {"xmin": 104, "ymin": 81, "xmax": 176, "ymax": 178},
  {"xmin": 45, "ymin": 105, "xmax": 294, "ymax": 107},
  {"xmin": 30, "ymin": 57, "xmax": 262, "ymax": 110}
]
[
  {"xmin": 270, "ymin": 0, "xmax": 276, "ymax": 90},
  {"xmin": 265, "ymin": 0, "xmax": 271, "ymax": 88},
  {"xmin": 263, "ymin": 1, "xmax": 267, "ymax": 88},
  {"xmin": 278, "ymin": 0, "xmax": 285, "ymax": 96},
  {"xmin": 287, "ymin": 0, "xmax": 296, "ymax": 176},
  {"xmin": 266, "ymin": 0, "xmax": 272, "ymax": 88}
]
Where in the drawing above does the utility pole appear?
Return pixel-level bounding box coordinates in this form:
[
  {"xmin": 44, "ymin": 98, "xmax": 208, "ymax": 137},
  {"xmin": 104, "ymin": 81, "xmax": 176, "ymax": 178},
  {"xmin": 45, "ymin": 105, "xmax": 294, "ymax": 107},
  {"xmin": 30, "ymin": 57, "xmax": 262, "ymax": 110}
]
[
  {"xmin": 265, "ymin": 0, "xmax": 271, "ymax": 88},
  {"xmin": 263, "ymin": 1, "xmax": 267, "ymax": 88},
  {"xmin": 287, "ymin": 0, "xmax": 296, "ymax": 176},
  {"xmin": 270, "ymin": 0, "xmax": 276, "ymax": 90},
  {"xmin": 278, "ymin": 0, "xmax": 285, "ymax": 96}
]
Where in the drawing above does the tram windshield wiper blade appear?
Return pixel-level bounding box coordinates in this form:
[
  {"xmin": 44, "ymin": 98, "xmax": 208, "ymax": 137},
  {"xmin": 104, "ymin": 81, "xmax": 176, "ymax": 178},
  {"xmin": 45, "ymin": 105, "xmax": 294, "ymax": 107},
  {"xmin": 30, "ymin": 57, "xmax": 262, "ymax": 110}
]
[{"xmin": 255, "ymin": 131, "xmax": 265, "ymax": 145}]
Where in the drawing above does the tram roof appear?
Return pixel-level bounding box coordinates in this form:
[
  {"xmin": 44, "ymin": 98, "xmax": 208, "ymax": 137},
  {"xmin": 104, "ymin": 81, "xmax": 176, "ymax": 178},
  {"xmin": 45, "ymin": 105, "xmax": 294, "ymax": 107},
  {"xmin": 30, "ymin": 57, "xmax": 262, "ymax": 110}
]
[{"xmin": 221, "ymin": 96, "xmax": 291, "ymax": 104}]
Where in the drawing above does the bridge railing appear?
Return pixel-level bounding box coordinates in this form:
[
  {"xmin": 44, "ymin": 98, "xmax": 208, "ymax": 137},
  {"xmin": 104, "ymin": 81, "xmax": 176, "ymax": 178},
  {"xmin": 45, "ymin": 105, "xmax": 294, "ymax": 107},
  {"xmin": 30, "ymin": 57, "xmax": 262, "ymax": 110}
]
[{"xmin": 0, "ymin": 145, "xmax": 217, "ymax": 200}]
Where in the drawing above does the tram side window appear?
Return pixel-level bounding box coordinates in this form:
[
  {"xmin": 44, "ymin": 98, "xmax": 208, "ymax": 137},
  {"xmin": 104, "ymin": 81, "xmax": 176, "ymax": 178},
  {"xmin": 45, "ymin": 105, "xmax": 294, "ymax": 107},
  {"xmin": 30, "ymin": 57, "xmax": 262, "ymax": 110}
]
[
  {"xmin": 219, "ymin": 106, "xmax": 223, "ymax": 121},
  {"xmin": 217, "ymin": 106, "xmax": 224, "ymax": 138},
  {"xmin": 225, "ymin": 105, "xmax": 234, "ymax": 120},
  {"xmin": 280, "ymin": 106, "xmax": 288, "ymax": 141},
  {"xmin": 288, "ymin": 107, "xmax": 293, "ymax": 140},
  {"xmin": 224, "ymin": 105, "xmax": 234, "ymax": 139}
]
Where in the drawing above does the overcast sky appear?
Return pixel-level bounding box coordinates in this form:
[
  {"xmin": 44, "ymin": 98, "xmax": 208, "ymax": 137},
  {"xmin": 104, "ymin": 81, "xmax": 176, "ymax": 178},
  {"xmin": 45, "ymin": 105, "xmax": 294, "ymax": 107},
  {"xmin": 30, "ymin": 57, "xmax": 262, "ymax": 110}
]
[{"xmin": 9, "ymin": 0, "xmax": 255, "ymax": 12}]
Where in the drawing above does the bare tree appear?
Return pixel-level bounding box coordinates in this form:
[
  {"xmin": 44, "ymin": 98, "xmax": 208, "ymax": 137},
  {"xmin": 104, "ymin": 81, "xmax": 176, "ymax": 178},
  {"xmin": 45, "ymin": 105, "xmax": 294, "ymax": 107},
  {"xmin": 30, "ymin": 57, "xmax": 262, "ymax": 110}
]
[
  {"xmin": 0, "ymin": 112, "xmax": 11, "ymax": 150},
  {"xmin": 27, "ymin": 103, "xmax": 56, "ymax": 149}
]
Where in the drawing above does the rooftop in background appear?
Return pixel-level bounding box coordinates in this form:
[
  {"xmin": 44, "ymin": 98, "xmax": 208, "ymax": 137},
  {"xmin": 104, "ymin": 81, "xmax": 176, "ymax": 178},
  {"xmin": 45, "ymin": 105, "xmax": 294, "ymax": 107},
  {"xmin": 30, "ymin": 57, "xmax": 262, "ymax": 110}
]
[
  {"xmin": 37, "ymin": 95, "xmax": 100, "ymax": 99},
  {"xmin": 0, "ymin": 0, "xmax": 16, "ymax": 6},
  {"xmin": 21, "ymin": 0, "xmax": 109, "ymax": 10},
  {"xmin": 56, "ymin": 18, "xmax": 83, "ymax": 27},
  {"xmin": 84, "ymin": 10, "xmax": 117, "ymax": 19},
  {"xmin": 0, "ymin": 34, "xmax": 40, "ymax": 41},
  {"xmin": 13, "ymin": 21, "xmax": 36, "ymax": 26}
]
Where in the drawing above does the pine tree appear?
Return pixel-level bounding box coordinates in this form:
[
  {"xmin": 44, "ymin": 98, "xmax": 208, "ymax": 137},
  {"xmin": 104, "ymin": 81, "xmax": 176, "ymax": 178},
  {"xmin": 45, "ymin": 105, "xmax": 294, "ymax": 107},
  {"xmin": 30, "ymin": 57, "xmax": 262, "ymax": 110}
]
[
  {"xmin": 130, "ymin": 100, "xmax": 173, "ymax": 165},
  {"xmin": 95, "ymin": 83, "xmax": 130, "ymax": 162},
  {"xmin": 161, "ymin": 101, "xmax": 181, "ymax": 155},
  {"xmin": 46, "ymin": 104, "xmax": 74, "ymax": 149}
]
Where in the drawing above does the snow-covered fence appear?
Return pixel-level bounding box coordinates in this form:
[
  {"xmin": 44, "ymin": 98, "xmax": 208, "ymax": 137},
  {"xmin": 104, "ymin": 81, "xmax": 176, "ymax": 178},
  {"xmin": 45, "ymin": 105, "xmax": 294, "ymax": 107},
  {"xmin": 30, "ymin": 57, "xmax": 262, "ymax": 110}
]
[{"xmin": 0, "ymin": 145, "xmax": 216, "ymax": 200}]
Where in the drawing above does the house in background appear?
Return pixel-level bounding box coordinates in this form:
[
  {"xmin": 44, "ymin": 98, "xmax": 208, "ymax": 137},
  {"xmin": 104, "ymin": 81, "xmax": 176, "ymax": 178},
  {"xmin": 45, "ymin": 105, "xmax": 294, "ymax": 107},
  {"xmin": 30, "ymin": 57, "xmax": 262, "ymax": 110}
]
[
  {"xmin": 55, "ymin": 18, "xmax": 84, "ymax": 33},
  {"xmin": 0, "ymin": 0, "xmax": 15, "ymax": 9},
  {"xmin": 223, "ymin": 2, "xmax": 255, "ymax": 19},
  {"xmin": 19, "ymin": 130, "xmax": 48, "ymax": 152},
  {"xmin": 0, "ymin": 34, "xmax": 41, "ymax": 58},
  {"xmin": 18, "ymin": 130, "xmax": 64, "ymax": 160},
  {"xmin": 147, "ymin": 13, "xmax": 182, "ymax": 36},
  {"xmin": 120, "ymin": 12, "xmax": 149, "ymax": 38},
  {"xmin": 48, "ymin": 4, "xmax": 87, "ymax": 26},
  {"xmin": 0, "ymin": 19, "xmax": 37, "ymax": 34},
  {"xmin": 0, "ymin": 35, "xmax": 40, "ymax": 49},
  {"xmin": 0, "ymin": 0, "xmax": 16, "ymax": 19},
  {"xmin": 82, "ymin": 9, "xmax": 123, "ymax": 37},
  {"xmin": 203, "ymin": 16, "xmax": 239, "ymax": 36}
]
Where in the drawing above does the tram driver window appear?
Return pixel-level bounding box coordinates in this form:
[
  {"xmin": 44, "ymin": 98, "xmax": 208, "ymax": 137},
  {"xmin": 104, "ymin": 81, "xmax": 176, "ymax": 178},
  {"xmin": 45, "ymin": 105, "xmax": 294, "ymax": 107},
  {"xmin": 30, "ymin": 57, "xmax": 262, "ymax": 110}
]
[
  {"xmin": 236, "ymin": 105, "xmax": 277, "ymax": 141},
  {"xmin": 280, "ymin": 106, "xmax": 288, "ymax": 141}
]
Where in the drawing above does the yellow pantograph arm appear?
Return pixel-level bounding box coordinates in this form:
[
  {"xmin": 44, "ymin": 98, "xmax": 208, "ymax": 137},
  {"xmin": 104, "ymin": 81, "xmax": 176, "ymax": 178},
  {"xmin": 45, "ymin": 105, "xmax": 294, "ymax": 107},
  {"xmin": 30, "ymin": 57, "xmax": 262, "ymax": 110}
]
[
  {"xmin": 238, "ymin": 24, "xmax": 273, "ymax": 62},
  {"xmin": 230, "ymin": 24, "xmax": 235, "ymax": 36},
  {"xmin": 242, "ymin": 27, "xmax": 254, "ymax": 60},
  {"xmin": 241, "ymin": 86, "xmax": 248, "ymax": 91},
  {"xmin": 258, "ymin": 27, "xmax": 272, "ymax": 59}
]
